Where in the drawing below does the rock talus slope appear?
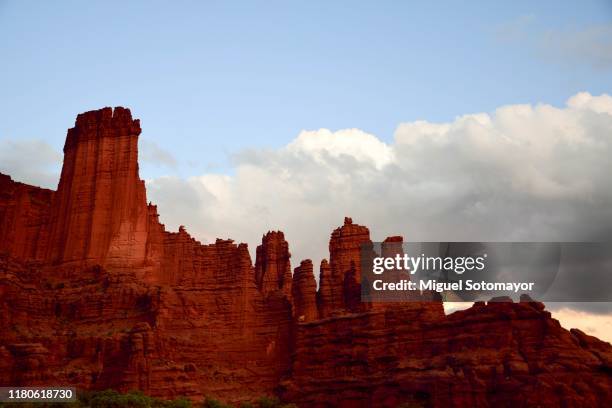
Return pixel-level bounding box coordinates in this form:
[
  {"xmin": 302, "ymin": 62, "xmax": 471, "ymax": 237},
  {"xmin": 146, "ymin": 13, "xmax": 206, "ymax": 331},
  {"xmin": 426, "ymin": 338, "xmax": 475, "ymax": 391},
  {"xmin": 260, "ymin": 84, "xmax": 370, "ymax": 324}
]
[{"xmin": 0, "ymin": 107, "xmax": 610, "ymax": 407}]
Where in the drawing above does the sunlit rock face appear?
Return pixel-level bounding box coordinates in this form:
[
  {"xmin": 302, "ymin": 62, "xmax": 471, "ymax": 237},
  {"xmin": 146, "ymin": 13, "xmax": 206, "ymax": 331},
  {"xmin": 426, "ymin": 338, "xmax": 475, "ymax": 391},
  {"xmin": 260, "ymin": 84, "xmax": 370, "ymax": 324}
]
[{"xmin": 0, "ymin": 108, "xmax": 610, "ymax": 407}]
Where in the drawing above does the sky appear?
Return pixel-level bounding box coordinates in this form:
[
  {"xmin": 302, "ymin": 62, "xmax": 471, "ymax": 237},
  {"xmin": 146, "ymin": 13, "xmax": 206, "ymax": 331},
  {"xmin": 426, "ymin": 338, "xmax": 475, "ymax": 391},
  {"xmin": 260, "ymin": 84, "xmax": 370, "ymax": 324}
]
[
  {"xmin": 1, "ymin": 0, "xmax": 612, "ymax": 178},
  {"xmin": 1, "ymin": 1, "xmax": 612, "ymax": 340}
]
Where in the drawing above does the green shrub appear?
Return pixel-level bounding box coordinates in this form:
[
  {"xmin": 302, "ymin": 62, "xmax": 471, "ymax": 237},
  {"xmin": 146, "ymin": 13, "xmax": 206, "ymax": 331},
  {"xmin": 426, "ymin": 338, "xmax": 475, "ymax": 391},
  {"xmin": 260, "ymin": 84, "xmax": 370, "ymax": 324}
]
[
  {"xmin": 256, "ymin": 396, "xmax": 279, "ymax": 408},
  {"xmin": 71, "ymin": 390, "xmax": 193, "ymax": 408},
  {"xmin": 164, "ymin": 398, "xmax": 192, "ymax": 408},
  {"xmin": 90, "ymin": 390, "xmax": 152, "ymax": 408},
  {"xmin": 0, "ymin": 389, "xmax": 299, "ymax": 408},
  {"xmin": 201, "ymin": 396, "xmax": 232, "ymax": 408}
]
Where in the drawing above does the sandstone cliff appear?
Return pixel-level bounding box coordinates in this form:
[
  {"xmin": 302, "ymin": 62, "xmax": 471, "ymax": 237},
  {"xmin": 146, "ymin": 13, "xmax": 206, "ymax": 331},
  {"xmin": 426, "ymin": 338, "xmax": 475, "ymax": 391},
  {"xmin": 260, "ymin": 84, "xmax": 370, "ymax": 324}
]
[{"xmin": 0, "ymin": 107, "xmax": 610, "ymax": 407}]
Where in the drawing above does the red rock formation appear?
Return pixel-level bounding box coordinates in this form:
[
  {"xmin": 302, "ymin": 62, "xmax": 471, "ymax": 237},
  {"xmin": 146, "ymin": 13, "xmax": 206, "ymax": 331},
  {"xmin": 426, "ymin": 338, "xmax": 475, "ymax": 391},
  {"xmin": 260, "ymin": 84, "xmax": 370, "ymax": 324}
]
[
  {"xmin": 291, "ymin": 260, "xmax": 317, "ymax": 322},
  {"xmin": 0, "ymin": 174, "xmax": 53, "ymax": 260},
  {"xmin": 0, "ymin": 108, "xmax": 293, "ymax": 402},
  {"xmin": 1, "ymin": 107, "xmax": 611, "ymax": 407},
  {"xmin": 323, "ymin": 217, "xmax": 371, "ymax": 314},
  {"xmin": 329, "ymin": 217, "xmax": 370, "ymax": 283},
  {"xmin": 283, "ymin": 300, "xmax": 612, "ymax": 407},
  {"xmin": 255, "ymin": 231, "xmax": 292, "ymax": 297},
  {"xmin": 316, "ymin": 259, "xmax": 333, "ymax": 318},
  {"xmin": 43, "ymin": 107, "xmax": 149, "ymax": 269},
  {"xmin": 382, "ymin": 235, "xmax": 403, "ymax": 255}
]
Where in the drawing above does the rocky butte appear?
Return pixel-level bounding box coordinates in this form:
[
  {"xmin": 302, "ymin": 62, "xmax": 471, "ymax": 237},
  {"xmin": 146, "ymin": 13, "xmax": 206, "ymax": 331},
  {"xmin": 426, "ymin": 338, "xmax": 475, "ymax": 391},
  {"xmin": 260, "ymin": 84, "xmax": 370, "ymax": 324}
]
[{"xmin": 0, "ymin": 107, "xmax": 611, "ymax": 407}]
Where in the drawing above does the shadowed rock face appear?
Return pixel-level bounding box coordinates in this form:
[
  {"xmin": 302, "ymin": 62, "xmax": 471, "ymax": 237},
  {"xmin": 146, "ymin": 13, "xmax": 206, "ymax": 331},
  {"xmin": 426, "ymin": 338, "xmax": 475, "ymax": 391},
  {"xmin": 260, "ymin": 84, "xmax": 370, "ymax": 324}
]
[
  {"xmin": 0, "ymin": 107, "xmax": 611, "ymax": 407},
  {"xmin": 256, "ymin": 231, "xmax": 292, "ymax": 298},
  {"xmin": 291, "ymin": 260, "xmax": 317, "ymax": 322}
]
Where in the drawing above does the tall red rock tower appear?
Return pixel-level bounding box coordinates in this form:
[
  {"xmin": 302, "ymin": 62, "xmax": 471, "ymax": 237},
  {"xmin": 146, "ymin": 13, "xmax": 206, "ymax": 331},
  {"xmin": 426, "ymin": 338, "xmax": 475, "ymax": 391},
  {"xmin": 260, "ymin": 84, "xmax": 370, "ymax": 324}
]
[
  {"xmin": 291, "ymin": 259, "xmax": 318, "ymax": 321},
  {"xmin": 255, "ymin": 231, "xmax": 292, "ymax": 297},
  {"xmin": 43, "ymin": 107, "xmax": 149, "ymax": 268},
  {"xmin": 326, "ymin": 217, "xmax": 371, "ymax": 312},
  {"xmin": 316, "ymin": 259, "xmax": 333, "ymax": 317}
]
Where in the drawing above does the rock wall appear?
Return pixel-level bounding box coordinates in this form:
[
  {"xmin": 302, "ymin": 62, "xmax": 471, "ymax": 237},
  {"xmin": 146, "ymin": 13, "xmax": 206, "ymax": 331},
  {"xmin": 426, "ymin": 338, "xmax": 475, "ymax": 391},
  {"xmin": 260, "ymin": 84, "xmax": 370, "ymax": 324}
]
[
  {"xmin": 0, "ymin": 107, "xmax": 610, "ymax": 407},
  {"xmin": 0, "ymin": 174, "xmax": 53, "ymax": 260},
  {"xmin": 282, "ymin": 299, "xmax": 612, "ymax": 407}
]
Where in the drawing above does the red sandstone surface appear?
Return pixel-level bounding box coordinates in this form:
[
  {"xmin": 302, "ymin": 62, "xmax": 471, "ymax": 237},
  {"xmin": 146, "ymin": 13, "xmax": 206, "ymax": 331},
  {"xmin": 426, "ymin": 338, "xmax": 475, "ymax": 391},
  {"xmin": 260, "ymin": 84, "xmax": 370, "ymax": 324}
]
[{"xmin": 0, "ymin": 107, "xmax": 611, "ymax": 407}]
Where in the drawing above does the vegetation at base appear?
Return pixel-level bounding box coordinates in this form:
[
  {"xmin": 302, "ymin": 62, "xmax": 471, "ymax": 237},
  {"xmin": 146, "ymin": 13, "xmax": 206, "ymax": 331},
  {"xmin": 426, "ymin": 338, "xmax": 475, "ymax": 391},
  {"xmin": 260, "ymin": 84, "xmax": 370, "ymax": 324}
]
[
  {"xmin": 0, "ymin": 390, "xmax": 191, "ymax": 408},
  {"xmin": 202, "ymin": 395, "xmax": 296, "ymax": 408},
  {"xmin": 0, "ymin": 391, "xmax": 297, "ymax": 408},
  {"xmin": 83, "ymin": 390, "xmax": 189, "ymax": 408}
]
